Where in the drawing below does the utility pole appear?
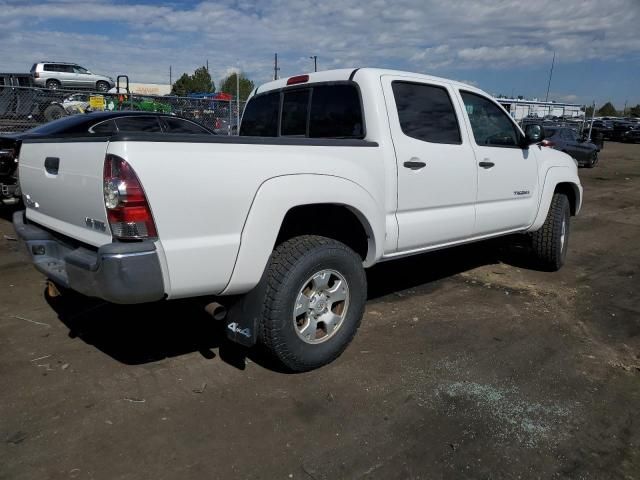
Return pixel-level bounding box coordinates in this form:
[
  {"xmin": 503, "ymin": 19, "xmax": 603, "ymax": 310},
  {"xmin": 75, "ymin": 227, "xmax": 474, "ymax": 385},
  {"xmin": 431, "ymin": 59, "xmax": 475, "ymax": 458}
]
[
  {"xmin": 545, "ymin": 51, "xmax": 555, "ymax": 103},
  {"xmin": 206, "ymin": 60, "xmax": 209, "ymax": 72},
  {"xmin": 309, "ymin": 55, "xmax": 317, "ymax": 72},
  {"xmin": 274, "ymin": 53, "xmax": 280, "ymax": 80},
  {"xmin": 169, "ymin": 65, "xmax": 172, "ymax": 86},
  {"xmin": 623, "ymin": 100, "xmax": 627, "ymax": 116}
]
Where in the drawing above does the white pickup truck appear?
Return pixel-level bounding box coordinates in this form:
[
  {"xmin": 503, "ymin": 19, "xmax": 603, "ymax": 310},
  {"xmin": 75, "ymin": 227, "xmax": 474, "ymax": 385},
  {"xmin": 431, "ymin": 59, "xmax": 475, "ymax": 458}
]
[{"xmin": 14, "ymin": 68, "xmax": 582, "ymax": 371}]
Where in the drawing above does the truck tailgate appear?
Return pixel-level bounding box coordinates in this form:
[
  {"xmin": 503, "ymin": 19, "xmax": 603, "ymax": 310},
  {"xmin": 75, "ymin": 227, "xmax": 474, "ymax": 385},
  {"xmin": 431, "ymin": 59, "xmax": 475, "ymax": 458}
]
[{"xmin": 18, "ymin": 140, "xmax": 112, "ymax": 247}]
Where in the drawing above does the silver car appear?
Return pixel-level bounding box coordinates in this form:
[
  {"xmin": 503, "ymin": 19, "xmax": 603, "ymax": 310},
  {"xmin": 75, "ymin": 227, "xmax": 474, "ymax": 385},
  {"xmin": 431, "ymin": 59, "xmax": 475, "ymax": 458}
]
[{"xmin": 31, "ymin": 62, "xmax": 115, "ymax": 92}]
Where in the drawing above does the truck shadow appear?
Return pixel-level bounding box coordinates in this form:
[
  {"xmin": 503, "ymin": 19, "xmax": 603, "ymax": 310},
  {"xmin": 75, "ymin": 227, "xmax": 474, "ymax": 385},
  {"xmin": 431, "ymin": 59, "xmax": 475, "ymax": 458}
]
[{"xmin": 45, "ymin": 234, "xmax": 539, "ymax": 370}]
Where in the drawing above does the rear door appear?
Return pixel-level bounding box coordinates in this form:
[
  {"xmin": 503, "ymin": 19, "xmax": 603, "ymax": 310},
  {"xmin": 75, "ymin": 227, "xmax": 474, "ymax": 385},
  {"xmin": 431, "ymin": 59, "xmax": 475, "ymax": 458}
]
[
  {"xmin": 458, "ymin": 90, "xmax": 539, "ymax": 235},
  {"xmin": 382, "ymin": 75, "xmax": 477, "ymax": 251},
  {"xmin": 18, "ymin": 140, "xmax": 112, "ymax": 246}
]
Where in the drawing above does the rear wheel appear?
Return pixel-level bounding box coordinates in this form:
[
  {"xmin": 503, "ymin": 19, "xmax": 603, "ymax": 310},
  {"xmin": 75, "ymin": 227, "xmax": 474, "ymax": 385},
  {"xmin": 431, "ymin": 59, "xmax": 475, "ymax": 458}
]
[
  {"xmin": 43, "ymin": 104, "xmax": 66, "ymax": 122},
  {"xmin": 96, "ymin": 81, "xmax": 110, "ymax": 92},
  {"xmin": 45, "ymin": 79, "xmax": 61, "ymax": 90},
  {"xmin": 529, "ymin": 193, "xmax": 570, "ymax": 271},
  {"xmin": 259, "ymin": 235, "xmax": 367, "ymax": 372},
  {"xmin": 586, "ymin": 151, "xmax": 598, "ymax": 168}
]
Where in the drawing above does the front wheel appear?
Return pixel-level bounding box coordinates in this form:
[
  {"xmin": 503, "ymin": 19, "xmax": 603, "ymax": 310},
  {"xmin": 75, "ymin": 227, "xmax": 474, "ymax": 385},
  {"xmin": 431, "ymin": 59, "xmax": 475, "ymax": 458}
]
[
  {"xmin": 529, "ymin": 193, "xmax": 570, "ymax": 271},
  {"xmin": 586, "ymin": 151, "xmax": 598, "ymax": 168},
  {"xmin": 259, "ymin": 235, "xmax": 367, "ymax": 372}
]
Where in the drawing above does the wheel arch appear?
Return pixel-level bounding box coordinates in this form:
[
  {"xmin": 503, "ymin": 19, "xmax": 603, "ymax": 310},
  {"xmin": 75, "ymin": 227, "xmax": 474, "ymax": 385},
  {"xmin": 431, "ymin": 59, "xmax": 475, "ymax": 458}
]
[
  {"xmin": 528, "ymin": 167, "xmax": 582, "ymax": 232},
  {"xmin": 221, "ymin": 174, "xmax": 383, "ymax": 295}
]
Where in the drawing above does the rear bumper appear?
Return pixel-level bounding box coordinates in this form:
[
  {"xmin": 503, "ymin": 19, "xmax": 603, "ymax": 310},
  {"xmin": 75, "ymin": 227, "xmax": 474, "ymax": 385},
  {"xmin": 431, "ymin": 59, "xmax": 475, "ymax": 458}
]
[{"xmin": 13, "ymin": 211, "xmax": 165, "ymax": 304}]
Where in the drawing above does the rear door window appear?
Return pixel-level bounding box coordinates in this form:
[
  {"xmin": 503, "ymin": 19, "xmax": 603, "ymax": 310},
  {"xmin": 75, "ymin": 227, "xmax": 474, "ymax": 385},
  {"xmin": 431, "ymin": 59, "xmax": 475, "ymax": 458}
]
[
  {"xmin": 281, "ymin": 89, "xmax": 310, "ymax": 136},
  {"xmin": 162, "ymin": 117, "xmax": 212, "ymax": 134},
  {"xmin": 392, "ymin": 81, "xmax": 461, "ymax": 144},
  {"xmin": 115, "ymin": 116, "xmax": 162, "ymax": 133},
  {"xmin": 90, "ymin": 120, "xmax": 117, "ymax": 135}
]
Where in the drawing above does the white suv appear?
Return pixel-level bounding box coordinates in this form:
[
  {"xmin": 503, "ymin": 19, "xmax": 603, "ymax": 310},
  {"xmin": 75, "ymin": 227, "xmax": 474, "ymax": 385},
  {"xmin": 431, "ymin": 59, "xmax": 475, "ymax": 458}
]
[{"xmin": 31, "ymin": 62, "xmax": 115, "ymax": 92}]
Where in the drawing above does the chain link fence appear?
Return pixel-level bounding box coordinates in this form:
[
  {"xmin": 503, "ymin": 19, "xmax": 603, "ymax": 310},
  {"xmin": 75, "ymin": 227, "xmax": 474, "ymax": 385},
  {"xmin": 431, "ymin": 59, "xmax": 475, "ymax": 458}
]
[{"xmin": 0, "ymin": 85, "xmax": 246, "ymax": 134}]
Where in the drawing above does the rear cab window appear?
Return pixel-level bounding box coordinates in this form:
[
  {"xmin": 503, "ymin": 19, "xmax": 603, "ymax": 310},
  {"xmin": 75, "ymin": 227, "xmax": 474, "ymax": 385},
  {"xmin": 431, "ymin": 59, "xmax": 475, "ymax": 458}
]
[{"xmin": 240, "ymin": 82, "xmax": 364, "ymax": 139}]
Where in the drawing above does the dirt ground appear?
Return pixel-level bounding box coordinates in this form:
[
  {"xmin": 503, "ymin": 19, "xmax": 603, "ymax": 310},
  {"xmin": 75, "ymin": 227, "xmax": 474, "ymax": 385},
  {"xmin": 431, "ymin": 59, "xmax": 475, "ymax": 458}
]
[{"xmin": 1, "ymin": 143, "xmax": 639, "ymax": 480}]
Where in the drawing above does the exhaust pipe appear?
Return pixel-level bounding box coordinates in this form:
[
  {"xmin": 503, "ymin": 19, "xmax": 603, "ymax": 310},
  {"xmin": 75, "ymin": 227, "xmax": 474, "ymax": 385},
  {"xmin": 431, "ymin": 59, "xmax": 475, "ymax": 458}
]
[{"xmin": 204, "ymin": 302, "xmax": 227, "ymax": 321}]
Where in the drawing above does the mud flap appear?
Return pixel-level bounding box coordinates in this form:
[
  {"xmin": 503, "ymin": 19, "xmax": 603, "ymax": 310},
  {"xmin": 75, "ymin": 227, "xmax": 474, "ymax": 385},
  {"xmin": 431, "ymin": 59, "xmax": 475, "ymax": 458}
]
[{"xmin": 223, "ymin": 271, "xmax": 268, "ymax": 348}]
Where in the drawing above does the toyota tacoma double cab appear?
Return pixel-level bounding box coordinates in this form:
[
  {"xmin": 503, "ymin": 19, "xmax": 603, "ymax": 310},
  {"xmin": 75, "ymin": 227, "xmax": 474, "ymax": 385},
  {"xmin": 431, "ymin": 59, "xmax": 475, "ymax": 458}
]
[{"xmin": 14, "ymin": 68, "xmax": 582, "ymax": 371}]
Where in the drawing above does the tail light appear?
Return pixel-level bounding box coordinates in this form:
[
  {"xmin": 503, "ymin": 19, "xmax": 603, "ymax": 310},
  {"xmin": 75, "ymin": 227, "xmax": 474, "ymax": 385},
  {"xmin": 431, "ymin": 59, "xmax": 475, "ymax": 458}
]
[
  {"xmin": 541, "ymin": 139, "xmax": 555, "ymax": 147},
  {"xmin": 34, "ymin": 72, "xmax": 40, "ymax": 78},
  {"xmin": 215, "ymin": 118, "xmax": 221, "ymax": 129},
  {"xmin": 103, "ymin": 154, "xmax": 157, "ymax": 239}
]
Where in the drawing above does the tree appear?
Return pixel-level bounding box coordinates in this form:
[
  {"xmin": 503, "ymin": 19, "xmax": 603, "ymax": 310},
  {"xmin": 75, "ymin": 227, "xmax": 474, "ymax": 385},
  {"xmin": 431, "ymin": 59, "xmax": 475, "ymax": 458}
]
[
  {"xmin": 219, "ymin": 72, "xmax": 255, "ymax": 101},
  {"xmin": 628, "ymin": 104, "xmax": 640, "ymax": 117},
  {"xmin": 171, "ymin": 66, "xmax": 215, "ymax": 96},
  {"xmin": 596, "ymin": 102, "xmax": 618, "ymax": 117}
]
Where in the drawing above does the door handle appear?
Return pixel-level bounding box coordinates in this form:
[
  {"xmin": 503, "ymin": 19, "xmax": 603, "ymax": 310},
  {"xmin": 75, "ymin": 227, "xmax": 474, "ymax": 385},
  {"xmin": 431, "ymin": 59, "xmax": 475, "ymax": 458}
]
[
  {"xmin": 44, "ymin": 156, "xmax": 60, "ymax": 175},
  {"xmin": 403, "ymin": 160, "xmax": 426, "ymax": 170},
  {"xmin": 478, "ymin": 161, "xmax": 495, "ymax": 169}
]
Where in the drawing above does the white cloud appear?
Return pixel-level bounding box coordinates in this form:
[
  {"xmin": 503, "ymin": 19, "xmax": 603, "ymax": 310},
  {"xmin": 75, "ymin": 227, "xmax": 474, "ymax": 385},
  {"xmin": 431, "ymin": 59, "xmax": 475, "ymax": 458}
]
[{"xmin": 0, "ymin": 0, "xmax": 638, "ymax": 90}]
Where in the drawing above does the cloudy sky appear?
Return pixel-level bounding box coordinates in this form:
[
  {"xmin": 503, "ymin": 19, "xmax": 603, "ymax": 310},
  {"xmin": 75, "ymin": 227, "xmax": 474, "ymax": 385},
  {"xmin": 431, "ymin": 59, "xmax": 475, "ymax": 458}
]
[{"xmin": 1, "ymin": 0, "xmax": 638, "ymax": 107}]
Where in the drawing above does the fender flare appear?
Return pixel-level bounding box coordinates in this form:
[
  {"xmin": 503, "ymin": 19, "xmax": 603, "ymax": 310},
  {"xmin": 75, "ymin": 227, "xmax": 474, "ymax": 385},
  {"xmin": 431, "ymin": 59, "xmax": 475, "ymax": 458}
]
[
  {"xmin": 528, "ymin": 166, "xmax": 582, "ymax": 232},
  {"xmin": 221, "ymin": 174, "xmax": 384, "ymax": 295}
]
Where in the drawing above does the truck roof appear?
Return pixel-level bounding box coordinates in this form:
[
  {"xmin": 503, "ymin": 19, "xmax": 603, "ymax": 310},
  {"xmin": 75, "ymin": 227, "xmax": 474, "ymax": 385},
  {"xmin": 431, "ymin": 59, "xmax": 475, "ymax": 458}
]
[{"xmin": 254, "ymin": 67, "xmax": 483, "ymax": 96}]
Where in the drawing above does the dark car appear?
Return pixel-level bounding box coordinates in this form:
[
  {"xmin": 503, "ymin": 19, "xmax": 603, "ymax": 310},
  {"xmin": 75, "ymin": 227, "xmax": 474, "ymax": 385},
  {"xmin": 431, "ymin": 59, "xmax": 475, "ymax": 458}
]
[
  {"xmin": 0, "ymin": 111, "xmax": 214, "ymax": 205},
  {"xmin": 0, "ymin": 73, "xmax": 67, "ymax": 129},
  {"xmin": 610, "ymin": 120, "xmax": 636, "ymax": 142},
  {"xmin": 622, "ymin": 129, "xmax": 640, "ymax": 144},
  {"xmin": 584, "ymin": 120, "xmax": 615, "ymax": 141},
  {"xmin": 542, "ymin": 126, "xmax": 599, "ymax": 168}
]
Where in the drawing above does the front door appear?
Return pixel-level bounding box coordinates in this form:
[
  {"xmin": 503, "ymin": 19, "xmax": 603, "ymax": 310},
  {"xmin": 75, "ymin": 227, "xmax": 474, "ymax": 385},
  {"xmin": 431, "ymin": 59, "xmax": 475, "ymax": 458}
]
[
  {"xmin": 382, "ymin": 76, "xmax": 477, "ymax": 252},
  {"xmin": 458, "ymin": 91, "xmax": 540, "ymax": 235}
]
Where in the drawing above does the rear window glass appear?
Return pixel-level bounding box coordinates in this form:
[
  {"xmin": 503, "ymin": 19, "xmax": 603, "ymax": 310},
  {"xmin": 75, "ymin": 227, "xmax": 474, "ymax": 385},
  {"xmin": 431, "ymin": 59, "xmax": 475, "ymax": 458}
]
[
  {"xmin": 240, "ymin": 83, "xmax": 365, "ymax": 138},
  {"xmin": 115, "ymin": 116, "xmax": 162, "ymax": 133},
  {"xmin": 392, "ymin": 81, "xmax": 461, "ymax": 144},
  {"xmin": 163, "ymin": 117, "xmax": 212, "ymax": 134},
  {"xmin": 281, "ymin": 89, "xmax": 310, "ymax": 136},
  {"xmin": 91, "ymin": 120, "xmax": 117, "ymax": 135},
  {"xmin": 240, "ymin": 93, "xmax": 280, "ymax": 136},
  {"xmin": 309, "ymin": 85, "xmax": 363, "ymax": 138}
]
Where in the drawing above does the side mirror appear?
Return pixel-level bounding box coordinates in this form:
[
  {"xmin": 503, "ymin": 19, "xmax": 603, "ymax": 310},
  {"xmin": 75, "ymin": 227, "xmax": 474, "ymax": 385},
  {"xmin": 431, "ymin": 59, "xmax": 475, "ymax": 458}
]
[{"xmin": 524, "ymin": 123, "xmax": 545, "ymax": 145}]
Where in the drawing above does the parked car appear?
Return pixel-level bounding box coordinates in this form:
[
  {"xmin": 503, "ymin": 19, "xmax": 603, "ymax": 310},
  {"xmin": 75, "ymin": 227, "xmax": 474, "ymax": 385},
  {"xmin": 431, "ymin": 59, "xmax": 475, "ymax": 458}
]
[
  {"xmin": 13, "ymin": 68, "xmax": 582, "ymax": 371},
  {"xmin": 610, "ymin": 120, "xmax": 637, "ymax": 142},
  {"xmin": 0, "ymin": 111, "xmax": 213, "ymax": 205},
  {"xmin": 585, "ymin": 120, "xmax": 615, "ymax": 140},
  {"xmin": 622, "ymin": 129, "xmax": 640, "ymax": 143},
  {"xmin": 31, "ymin": 62, "xmax": 115, "ymax": 92},
  {"xmin": 542, "ymin": 126, "xmax": 599, "ymax": 168},
  {"xmin": 0, "ymin": 73, "xmax": 67, "ymax": 125}
]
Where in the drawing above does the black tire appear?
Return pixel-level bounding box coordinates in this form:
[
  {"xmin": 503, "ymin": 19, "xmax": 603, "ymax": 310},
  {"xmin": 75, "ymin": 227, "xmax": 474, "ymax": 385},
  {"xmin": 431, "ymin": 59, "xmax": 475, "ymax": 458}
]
[
  {"xmin": 96, "ymin": 81, "xmax": 109, "ymax": 92},
  {"xmin": 529, "ymin": 193, "xmax": 570, "ymax": 271},
  {"xmin": 43, "ymin": 104, "xmax": 66, "ymax": 122},
  {"xmin": 46, "ymin": 79, "xmax": 61, "ymax": 90},
  {"xmin": 260, "ymin": 235, "xmax": 367, "ymax": 372},
  {"xmin": 586, "ymin": 151, "xmax": 598, "ymax": 168}
]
